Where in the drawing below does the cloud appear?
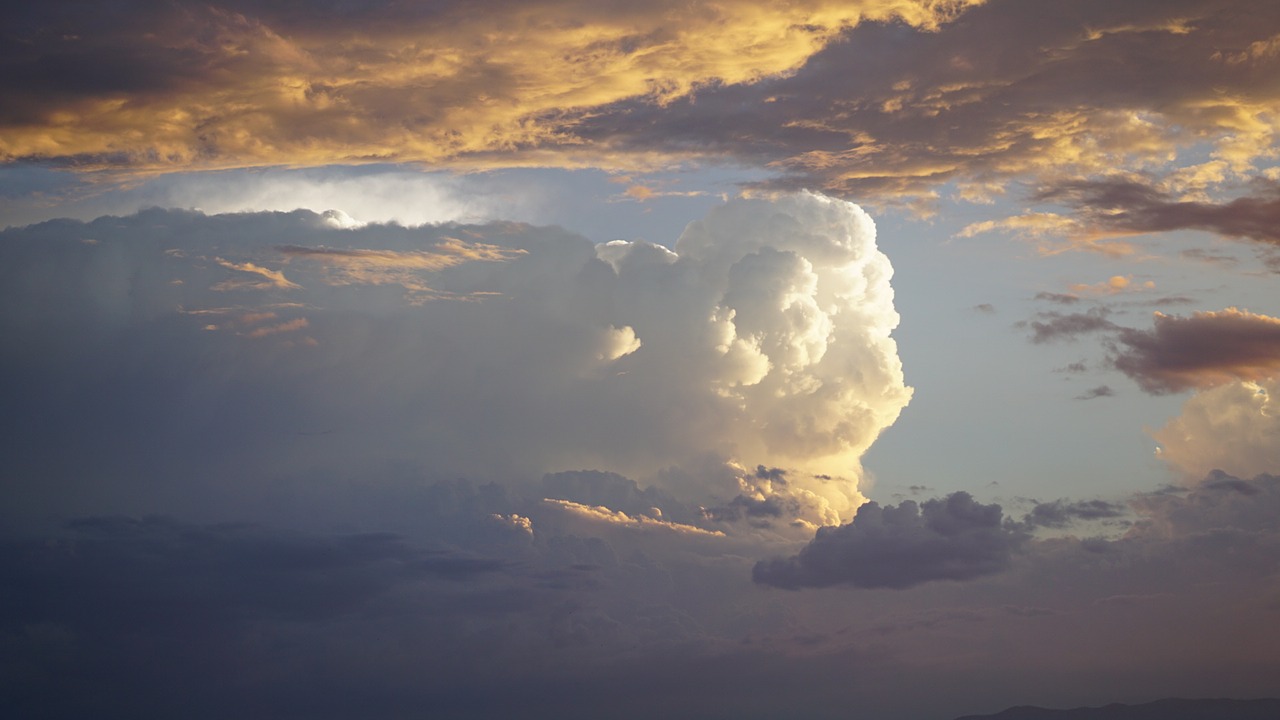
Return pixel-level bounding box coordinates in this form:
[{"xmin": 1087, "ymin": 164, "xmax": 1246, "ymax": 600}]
[
  {"xmin": 1075, "ymin": 385, "xmax": 1116, "ymax": 400},
  {"xmin": 0, "ymin": 0, "xmax": 977, "ymax": 172},
  {"xmin": 277, "ymin": 238, "xmax": 525, "ymax": 299},
  {"xmin": 213, "ymin": 258, "xmax": 301, "ymax": 291},
  {"xmin": 543, "ymin": 499, "xmax": 725, "ymax": 537},
  {"xmin": 566, "ymin": 0, "xmax": 1280, "ymax": 208},
  {"xmin": 245, "ymin": 316, "xmax": 309, "ymax": 338},
  {"xmin": 0, "ymin": 192, "xmax": 909, "ymax": 526},
  {"xmin": 8, "ymin": 0, "xmax": 1280, "ymax": 237},
  {"xmin": 1022, "ymin": 307, "xmax": 1117, "ymax": 344},
  {"xmin": 1111, "ymin": 308, "xmax": 1280, "ymax": 393},
  {"xmin": 1128, "ymin": 471, "xmax": 1280, "ymax": 538},
  {"xmin": 1035, "ymin": 292, "xmax": 1081, "ymax": 305},
  {"xmin": 753, "ymin": 492, "xmax": 1029, "ymax": 590},
  {"xmin": 1152, "ymin": 378, "xmax": 1280, "ymax": 481},
  {"xmin": 1067, "ymin": 275, "xmax": 1154, "ymax": 296},
  {"xmin": 1036, "ymin": 177, "xmax": 1280, "ymax": 248},
  {"xmin": 1023, "ymin": 499, "xmax": 1126, "ymax": 528},
  {"xmin": 539, "ymin": 470, "xmax": 694, "ymax": 523}
]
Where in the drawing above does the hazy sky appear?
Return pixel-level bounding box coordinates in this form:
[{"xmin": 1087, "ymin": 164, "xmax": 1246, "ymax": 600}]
[{"xmin": 3, "ymin": 1, "xmax": 1280, "ymax": 718}]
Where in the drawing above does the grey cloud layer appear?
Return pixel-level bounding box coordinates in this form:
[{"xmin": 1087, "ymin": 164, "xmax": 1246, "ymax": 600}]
[
  {"xmin": 7, "ymin": 471, "xmax": 1280, "ymax": 718},
  {"xmin": 753, "ymin": 493, "xmax": 1029, "ymax": 589}
]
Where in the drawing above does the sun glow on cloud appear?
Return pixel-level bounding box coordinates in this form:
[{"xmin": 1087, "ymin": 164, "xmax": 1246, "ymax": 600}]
[
  {"xmin": 0, "ymin": 1, "xmax": 981, "ymax": 173},
  {"xmin": 8, "ymin": 3, "xmax": 1280, "ymax": 715}
]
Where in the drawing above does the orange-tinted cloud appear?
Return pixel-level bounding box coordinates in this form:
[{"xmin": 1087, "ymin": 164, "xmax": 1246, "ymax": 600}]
[
  {"xmin": 543, "ymin": 498, "xmax": 725, "ymax": 537},
  {"xmin": 277, "ymin": 238, "xmax": 525, "ymax": 300},
  {"xmin": 245, "ymin": 316, "xmax": 309, "ymax": 338},
  {"xmin": 10, "ymin": 0, "xmax": 1280, "ymax": 257},
  {"xmin": 0, "ymin": 0, "xmax": 980, "ymax": 173},
  {"xmin": 213, "ymin": 258, "xmax": 300, "ymax": 291},
  {"xmin": 1152, "ymin": 378, "xmax": 1280, "ymax": 480}
]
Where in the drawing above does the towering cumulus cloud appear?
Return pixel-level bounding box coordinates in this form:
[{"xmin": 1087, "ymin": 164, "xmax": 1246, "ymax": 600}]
[{"xmin": 0, "ymin": 192, "xmax": 908, "ymax": 527}]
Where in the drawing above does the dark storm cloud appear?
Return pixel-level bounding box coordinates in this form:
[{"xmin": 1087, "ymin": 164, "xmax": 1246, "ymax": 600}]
[
  {"xmin": 1036, "ymin": 178, "xmax": 1280, "ymax": 247},
  {"xmin": 0, "ymin": 515, "xmax": 536, "ymax": 718},
  {"xmin": 1110, "ymin": 307, "xmax": 1280, "ymax": 393},
  {"xmin": 1, "ymin": 516, "xmax": 490, "ymax": 626},
  {"xmin": 1022, "ymin": 308, "xmax": 1117, "ymax": 344},
  {"xmin": 753, "ymin": 493, "xmax": 1030, "ymax": 590}
]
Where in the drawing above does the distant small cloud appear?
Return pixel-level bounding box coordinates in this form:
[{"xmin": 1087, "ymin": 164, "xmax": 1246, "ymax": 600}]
[
  {"xmin": 1181, "ymin": 248, "xmax": 1238, "ymax": 266},
  {"xmin": 1023, "ymin": 499, "xmax": 1126, "ymax": 528},
  {"xmin": 1068, "ymin": 275, "xmax": 1154, "ymax": 296},
  {"xmin": 1151, "ymin": 295, "xmax": 1196, "ymax": 306},
  {"xmin": 1022, "ymin": 307, "xmax": 1117, "ymax": 344},
  {"xmin": 1075, "ymin": 385, "xmax": 1115, "ymax": 400},
  {"xmin": 1034, "ymin": 292, "xmax": 1081, "ymax": 305},
  {"xmin": 973, "ymin": 303, "xmax": 996, "ymax": 314}
]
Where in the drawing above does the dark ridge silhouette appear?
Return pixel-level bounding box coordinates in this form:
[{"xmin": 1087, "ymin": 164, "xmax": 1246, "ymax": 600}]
[{"xmin": 954, "ymin": 698, "xmax": 1280, "ymax": 720}]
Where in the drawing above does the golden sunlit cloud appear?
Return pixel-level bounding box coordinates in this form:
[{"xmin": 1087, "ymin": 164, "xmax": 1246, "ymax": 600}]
[
  {"xmin": 213, "ymin": 258, "xmax": 301, "ymax": 291},
  {"xmin": 245, "ymin": 317, "xmax": 309, "ymax": 338},
  {"xmin": 1067, "ymin": 275, "xmax": 1155, "ymax": 295},
  {"xmin": 957, "ymin": 212, "xmax": 1140, "ymax": 256},
  {"xmin": 543, "ymin": 498, "xmax": 725, "ymax": 537},
  {"xmin": 277, "ymin": 238, "xmax": 526, "ymax": 300},
  {"xmin": 1152, "ymin": 378, "xmax": 1280, "ymax": 481},
  {"xmin": 0, "ymin": 1, "xmax": 982, "ymax": 173}
]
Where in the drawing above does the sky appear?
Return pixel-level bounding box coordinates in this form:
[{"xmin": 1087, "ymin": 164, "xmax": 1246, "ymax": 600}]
[{"xmin": 2, "ymin": 1, "xmax": 1280, "ymax": 718}]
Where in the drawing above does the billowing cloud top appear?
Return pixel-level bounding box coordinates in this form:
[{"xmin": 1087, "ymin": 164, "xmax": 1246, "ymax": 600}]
[{"xmin": 0, "ymin": 192, "xmax": 908, "ymax": 524}]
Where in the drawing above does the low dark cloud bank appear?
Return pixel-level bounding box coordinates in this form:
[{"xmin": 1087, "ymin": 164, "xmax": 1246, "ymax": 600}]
[{"xmin": 753, "ymin": 493, "xmax": 1030, "ymax": 590}]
